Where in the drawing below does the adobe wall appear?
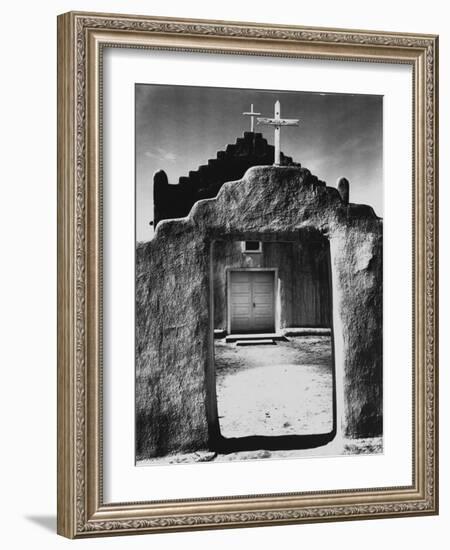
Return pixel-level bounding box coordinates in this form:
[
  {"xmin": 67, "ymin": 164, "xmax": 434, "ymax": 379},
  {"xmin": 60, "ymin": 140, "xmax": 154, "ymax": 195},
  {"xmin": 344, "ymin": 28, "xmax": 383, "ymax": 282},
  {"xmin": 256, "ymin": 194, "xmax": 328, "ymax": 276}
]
[{"xmin": 136, "ymin": 165, "xmax": 382, "ymax": 459}]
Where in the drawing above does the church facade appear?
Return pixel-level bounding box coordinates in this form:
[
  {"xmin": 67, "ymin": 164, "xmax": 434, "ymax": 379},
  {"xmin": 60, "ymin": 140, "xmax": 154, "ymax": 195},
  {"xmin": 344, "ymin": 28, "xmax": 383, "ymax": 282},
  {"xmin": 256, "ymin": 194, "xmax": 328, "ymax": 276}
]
[{"xmin": 212, "ymin": 238, "xmax": 331, "ymax": 335}]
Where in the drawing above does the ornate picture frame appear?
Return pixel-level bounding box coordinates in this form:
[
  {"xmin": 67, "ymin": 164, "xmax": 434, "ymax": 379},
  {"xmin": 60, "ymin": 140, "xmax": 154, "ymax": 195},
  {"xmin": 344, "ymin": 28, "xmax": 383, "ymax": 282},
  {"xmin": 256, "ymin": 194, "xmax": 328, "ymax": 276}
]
[{"xmin": 57, "ymin": 11, "xmax": 438, "ymax": 538}]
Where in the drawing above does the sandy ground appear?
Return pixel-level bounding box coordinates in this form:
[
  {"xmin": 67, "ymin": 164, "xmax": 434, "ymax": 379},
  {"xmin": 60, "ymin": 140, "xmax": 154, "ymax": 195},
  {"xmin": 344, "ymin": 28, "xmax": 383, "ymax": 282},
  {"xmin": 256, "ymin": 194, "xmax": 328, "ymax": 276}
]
[
  {"xmin": 215, "ymin": 336, "xmax": 333, "ymax": 438},
  {"xmin": 137, "ymin": 436, "xmax": 383, "ymax": 466}
]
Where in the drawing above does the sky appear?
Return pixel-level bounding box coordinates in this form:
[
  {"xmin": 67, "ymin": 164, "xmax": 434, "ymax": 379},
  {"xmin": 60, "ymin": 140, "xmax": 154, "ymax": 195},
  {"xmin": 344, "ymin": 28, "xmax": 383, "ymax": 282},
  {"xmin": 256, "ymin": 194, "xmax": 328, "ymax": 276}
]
[{"xmin": 135, "ymin": 84, "xmax": 383, "ymax": 242}]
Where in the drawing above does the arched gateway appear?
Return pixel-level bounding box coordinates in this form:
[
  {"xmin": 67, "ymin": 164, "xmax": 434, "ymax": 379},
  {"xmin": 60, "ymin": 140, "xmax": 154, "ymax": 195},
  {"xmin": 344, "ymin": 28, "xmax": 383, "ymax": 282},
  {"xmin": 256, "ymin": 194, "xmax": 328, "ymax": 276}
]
[{"xmin": 136, "ymin": 165, "xmax": 382, "ymax": 460}]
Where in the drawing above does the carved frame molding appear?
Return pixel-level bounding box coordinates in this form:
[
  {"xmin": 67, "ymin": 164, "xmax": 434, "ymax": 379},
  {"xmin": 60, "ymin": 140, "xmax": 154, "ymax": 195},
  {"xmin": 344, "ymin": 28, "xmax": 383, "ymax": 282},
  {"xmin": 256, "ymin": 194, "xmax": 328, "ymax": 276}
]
[{"xmin": 57, "ymin": 11, "xmax": 438, "ymax": 538}]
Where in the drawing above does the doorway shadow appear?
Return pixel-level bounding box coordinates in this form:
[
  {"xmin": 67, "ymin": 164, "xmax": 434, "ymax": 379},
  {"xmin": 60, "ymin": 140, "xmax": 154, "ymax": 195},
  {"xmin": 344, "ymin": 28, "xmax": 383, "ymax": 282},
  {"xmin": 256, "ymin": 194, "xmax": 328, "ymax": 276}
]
[{"xmin": 213, "ymin": 429, "xmax": 336, "ymax": 454}]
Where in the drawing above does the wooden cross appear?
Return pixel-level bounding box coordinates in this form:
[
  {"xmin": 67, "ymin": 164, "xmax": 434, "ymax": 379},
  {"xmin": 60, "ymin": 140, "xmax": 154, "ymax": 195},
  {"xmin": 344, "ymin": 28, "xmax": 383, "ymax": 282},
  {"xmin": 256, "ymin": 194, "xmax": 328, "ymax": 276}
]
[
  {"xmin": 242, "ymin": 103, "xmax": 261, "ymax": 133},
  {"xmin": 257, "ymin": 100, "xmax": 300, "ymax": 165}
]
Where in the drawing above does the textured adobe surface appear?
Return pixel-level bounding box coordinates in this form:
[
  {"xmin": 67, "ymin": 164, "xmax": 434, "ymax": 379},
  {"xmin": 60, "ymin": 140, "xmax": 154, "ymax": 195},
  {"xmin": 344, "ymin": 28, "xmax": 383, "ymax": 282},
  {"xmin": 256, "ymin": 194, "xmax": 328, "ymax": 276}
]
[{"xmin": 136, "ymin": 166, "xmax": 382, "ymax": 458}]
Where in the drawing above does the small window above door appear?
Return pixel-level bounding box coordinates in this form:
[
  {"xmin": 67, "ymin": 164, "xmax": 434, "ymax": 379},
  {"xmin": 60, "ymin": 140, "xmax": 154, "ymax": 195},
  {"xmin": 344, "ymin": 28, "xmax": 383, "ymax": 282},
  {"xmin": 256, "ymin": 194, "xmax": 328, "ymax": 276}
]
[{"xmin": 242, "ymin": 241, "xmax": 262, "ymax": 253}]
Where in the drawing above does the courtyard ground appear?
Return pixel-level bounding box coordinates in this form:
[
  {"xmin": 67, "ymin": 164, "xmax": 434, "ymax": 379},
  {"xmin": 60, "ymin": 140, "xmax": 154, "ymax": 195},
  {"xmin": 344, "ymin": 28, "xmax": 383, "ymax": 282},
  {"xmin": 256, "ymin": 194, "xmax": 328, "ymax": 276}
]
[{"xmin": 215, "ymin": 335, "xmax": 333, "ymax": 438}]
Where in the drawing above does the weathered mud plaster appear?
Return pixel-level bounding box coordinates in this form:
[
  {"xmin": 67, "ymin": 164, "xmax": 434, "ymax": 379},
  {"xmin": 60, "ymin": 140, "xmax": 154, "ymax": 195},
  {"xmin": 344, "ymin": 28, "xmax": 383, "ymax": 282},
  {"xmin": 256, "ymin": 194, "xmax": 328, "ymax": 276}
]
[{"xmin": 136, "ymin": 166, "xmax": 382, "ymax": 459}]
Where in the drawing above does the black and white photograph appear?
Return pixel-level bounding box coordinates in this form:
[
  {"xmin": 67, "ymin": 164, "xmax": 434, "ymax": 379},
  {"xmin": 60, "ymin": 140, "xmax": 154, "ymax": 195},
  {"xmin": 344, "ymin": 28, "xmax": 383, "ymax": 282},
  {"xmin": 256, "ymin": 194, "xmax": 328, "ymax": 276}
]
[
  {"xmin": 1, "ymin": 0, "xmax": 442, "ymax": 545},
  {"xmin": 135, "ymin": 83, "xmax": 383, "ymax": 466}
]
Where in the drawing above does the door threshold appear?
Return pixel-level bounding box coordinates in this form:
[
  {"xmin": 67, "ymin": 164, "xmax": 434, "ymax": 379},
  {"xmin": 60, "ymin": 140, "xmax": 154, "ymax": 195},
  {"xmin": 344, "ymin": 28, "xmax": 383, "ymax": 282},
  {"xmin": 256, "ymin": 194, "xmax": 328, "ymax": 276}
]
[
  {"xmin": 225, "ymin": 333, "xmax": 285, "ymax": 343},
  {"xmin": 235, "ymin": 338, "xmax": 276, "ymax": 346}
]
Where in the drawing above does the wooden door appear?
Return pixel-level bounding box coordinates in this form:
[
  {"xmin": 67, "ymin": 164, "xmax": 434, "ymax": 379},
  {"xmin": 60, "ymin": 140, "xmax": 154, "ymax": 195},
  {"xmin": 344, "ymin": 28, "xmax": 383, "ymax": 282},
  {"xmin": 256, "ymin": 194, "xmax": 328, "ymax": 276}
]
[{"xmin": 229, "ymin": 271, "xmax": 275, "ymax": 333}]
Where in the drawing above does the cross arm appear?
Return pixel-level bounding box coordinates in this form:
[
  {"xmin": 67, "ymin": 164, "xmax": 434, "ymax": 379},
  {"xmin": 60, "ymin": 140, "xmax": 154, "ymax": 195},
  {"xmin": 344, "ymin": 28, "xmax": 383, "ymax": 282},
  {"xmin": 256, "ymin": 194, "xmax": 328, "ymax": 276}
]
[
  {"xmin": 278, "ymin": 118, "xmax": 300, "ymax": 126},
  {"xmin": 256, "ymin": 117, "xmax": 300, "ymax": 126}
]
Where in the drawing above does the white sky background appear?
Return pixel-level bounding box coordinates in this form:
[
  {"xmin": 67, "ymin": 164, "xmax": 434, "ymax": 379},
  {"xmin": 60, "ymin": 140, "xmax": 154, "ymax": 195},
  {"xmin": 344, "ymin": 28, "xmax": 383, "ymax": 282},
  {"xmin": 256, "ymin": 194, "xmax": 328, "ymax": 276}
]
[{"xmin": 136, "ymin": 84, "xmax": 383, "ymax": 242}]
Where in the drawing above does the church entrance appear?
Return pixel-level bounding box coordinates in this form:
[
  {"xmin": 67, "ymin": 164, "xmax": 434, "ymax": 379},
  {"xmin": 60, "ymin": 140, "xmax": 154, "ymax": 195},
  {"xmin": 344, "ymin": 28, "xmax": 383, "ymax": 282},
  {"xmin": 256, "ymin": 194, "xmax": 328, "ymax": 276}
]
[
  {"xmin": 212, "ymin": 235, "xmax": 336, "ymax": 453},
  {"xmin": 228, "ymin": 270, "xmax": 276, "ymax": 334}
]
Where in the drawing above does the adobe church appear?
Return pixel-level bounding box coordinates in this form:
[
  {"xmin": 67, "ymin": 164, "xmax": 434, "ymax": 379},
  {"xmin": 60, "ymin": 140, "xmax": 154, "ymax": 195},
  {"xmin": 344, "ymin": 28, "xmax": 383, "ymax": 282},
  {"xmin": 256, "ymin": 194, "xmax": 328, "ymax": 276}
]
[{"xmin": 136, "ymin": 102, "xmax": 382, "ymax": 460}]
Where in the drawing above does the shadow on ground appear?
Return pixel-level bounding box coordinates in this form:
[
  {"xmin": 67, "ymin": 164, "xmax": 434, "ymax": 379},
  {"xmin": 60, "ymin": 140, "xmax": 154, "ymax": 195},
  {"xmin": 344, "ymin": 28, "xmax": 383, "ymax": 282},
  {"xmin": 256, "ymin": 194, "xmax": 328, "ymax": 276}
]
[{"xmin": 25, "ymin": 515, "xmax": 56, "ymax": 533}]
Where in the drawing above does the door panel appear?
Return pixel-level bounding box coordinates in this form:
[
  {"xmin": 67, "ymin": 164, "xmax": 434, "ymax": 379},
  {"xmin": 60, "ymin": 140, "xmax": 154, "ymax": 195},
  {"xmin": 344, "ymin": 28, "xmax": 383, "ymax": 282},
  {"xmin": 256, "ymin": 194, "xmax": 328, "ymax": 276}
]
[
  {"xmin": 230, "ymin": 272, "xmax": 252, "ymax": 332},
  {"xmin": 230, "ymin": 271, "xmax": 275, "ymax": 333}
]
